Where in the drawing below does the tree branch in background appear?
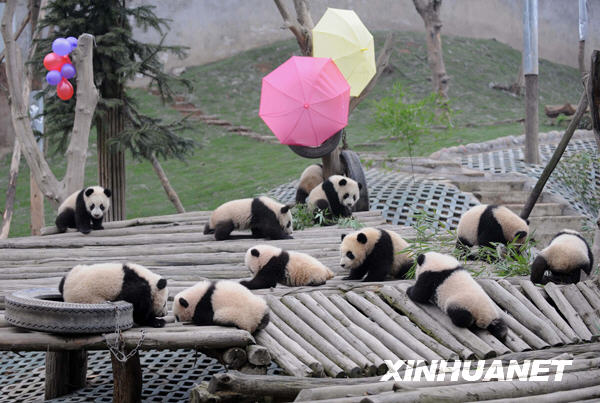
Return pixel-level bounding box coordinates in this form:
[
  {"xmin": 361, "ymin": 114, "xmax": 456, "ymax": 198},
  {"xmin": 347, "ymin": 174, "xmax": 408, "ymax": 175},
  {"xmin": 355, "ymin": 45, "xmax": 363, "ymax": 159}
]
[
  {"xmin": 273, "ymin": 0, "xmax": 312, "ymax": 56},
  {"xmin": 150, "ymin": 154, "xmax": 185, "ymax": 213},
  {"xmin": 0, "ymin": 140, "xmax": 21, "ymax": 239}
]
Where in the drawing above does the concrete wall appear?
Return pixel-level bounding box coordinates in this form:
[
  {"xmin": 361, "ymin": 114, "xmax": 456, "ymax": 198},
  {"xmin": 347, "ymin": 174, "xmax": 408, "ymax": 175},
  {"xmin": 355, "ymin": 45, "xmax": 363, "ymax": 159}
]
[{"xmin": 133, "ymin": 0, "xmax": 600, "ymax": 71}]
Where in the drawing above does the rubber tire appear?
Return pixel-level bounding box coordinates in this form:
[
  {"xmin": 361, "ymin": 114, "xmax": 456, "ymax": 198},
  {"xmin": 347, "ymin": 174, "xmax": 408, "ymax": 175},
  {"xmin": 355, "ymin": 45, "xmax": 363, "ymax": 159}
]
[
  {"xmin": 288, "ymin": 129, "xmax": 342, "ymax": 159},
  {"xmin": 5, "ymin": 288, "xmax": 134, "ymax": 334},
  {"xmin": 340, "ymin": 149, "xmax": 369, "ymax": 212}
]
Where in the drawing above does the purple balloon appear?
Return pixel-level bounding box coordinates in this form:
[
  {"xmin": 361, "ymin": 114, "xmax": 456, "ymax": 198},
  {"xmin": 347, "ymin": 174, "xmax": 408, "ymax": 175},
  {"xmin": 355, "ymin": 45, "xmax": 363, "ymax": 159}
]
[
  {"xmin": 67, "ymin": 36, "xmax": 78, "ymax": 49},
  {"xmin": 61, "ymin": 63, "xmax": 76, "ymax": 79},
  {"xmin": 46, "ymin": 70, "xmax": 62, "ymax": 86},
  {"xmin": 52, "ymin": 38, "xmax": 71, "ymax": 56}
]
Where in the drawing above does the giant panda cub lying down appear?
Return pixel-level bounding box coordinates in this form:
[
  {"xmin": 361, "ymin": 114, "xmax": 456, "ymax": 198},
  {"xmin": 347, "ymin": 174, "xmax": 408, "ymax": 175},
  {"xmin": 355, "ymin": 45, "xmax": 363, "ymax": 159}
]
[
  {"xmin": 241, "ymin": 244, "xmax": 334, "ymax": 289},
  {"xmin": 204, "ymin": 196, "xmax": 293, "ymax": 241},
  {"xmin": 173, "ymin": 280, "xmax": 269, "ymax": 334},
  {"xmin": 307, "ymin": 175, "xmax": 361, "ymax": 219},
  {"xmin": 55, "ymin": 186, "xmax": 112, "ymax": 234},
  {"xmin": 60, "ymin": 262, "xmax": 169, "ymax": 327},
  {"xmin": 407, "ymin": 252, "xmax": 507, "ymax": 341},
  {"xmin": 296, "ymin": 164, "xmax": 324, "ymax": 204},
  {"xmin": 530, "ymin": 229, "xmax": 593, "ymax": 285}
]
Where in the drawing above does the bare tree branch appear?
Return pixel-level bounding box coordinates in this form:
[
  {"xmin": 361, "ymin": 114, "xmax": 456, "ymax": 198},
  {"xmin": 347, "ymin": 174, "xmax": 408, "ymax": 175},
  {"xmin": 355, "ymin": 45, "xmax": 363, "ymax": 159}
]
[
  {"xmin": 150, "ymin": 154, "xmax": 185, "ymax": 213},
  {"xmin": 0, "ymin": 140, "xmax": 21, "ymax": 239},
  {"xmin": 0, "ymin": 9, "xmax": 30, "ymax": 63},
  {"xmin": 274, "ymin": 0, "xmax": 311, "ymax": 56}
]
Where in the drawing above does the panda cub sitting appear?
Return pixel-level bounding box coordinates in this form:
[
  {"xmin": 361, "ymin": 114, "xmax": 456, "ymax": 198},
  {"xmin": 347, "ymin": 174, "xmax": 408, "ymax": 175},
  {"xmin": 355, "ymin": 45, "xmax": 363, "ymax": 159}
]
[
  {"xmin": 59, "ymin": 262, "xmax": 168, "ymax": 327},
  {"xmin": 307, "ymin": 175, "xmax": 361, "ymax": 219},
  {"xmin": 296, "ymin": 164, "xmax": 324, "ymax": 204},
  {"xmin": 530, "ymin": 229, "xmax": 593, "ymax": 284},
  {"xmin": 55, "ymin": 186, "xmax": 111, "ymax": 234},
  {"xmin": 241, "ymin": 244, "xmax": 334, "ymax": 289},
  {"xmin": 407, "ymin": 252, "xmax": 507, "ymax": 341},
  {"xmin": 173, "ymin": 280, "xmax": 269, "ymax": 334},
  {"xmin": 204, "ymin": 196, "xmax": 293, "ymax": 241},
  {"xmin": 340, "ymin": 227, "xmax": 413, "ymax": 282}
]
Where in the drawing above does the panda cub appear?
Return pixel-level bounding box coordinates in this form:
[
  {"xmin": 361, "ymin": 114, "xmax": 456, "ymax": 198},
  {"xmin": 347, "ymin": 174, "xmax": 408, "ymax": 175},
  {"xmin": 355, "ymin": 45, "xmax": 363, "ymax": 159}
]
[
  {"xmin": 55, "ymin": 186, "xmax": 112, "ymax": 234},
  {"xmin": 204, "ymin": 196, "xmax": 293, "ymax": 241},
  {"xmin": 530, "ymin": 229, "xmax": 593, "ymax": 285},
  {"xmin": 407, "ymin": 252, "xmax": 507, "ymax": 341},
  {"xmin": 173, "ymin": 280, "xmax": 269, "ymax": 334},
  {"xmin": 241, "ymin": 244, "xmax": 334, "ymax": 289},
  {"xmin": 340, "ymin": 227, "xmax": 413, "ymax": 282},
  {"xmin": 456, "ymin": 204, "xmax": 529, "ymax": 258},
  {"xmin": 296, "ymin": 164, "xmax": 324, "ymax": 204},
  {"xmin": 307, "ymin": 175, "xmax": 361, "ymax": 218},
  {"xmin": 59, "ymin": 262, "xmax": 168, "ymax": 327}
]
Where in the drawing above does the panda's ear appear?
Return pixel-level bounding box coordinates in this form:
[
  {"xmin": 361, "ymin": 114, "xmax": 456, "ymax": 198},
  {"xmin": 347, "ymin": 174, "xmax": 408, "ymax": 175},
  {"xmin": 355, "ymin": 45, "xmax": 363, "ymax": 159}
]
[
  {"xmin": 357, "ymin": 233, "xmax": 367, "ymax": 244},
  {"xmin": 281, "ymin": 205, "xmax": 290, "ymax": 214},
  {"xmin": 339, "ymin": 178, "xmax": 347, "ymax": 186},
  {"xmin": 104, "ymin": 188, "xmax": 112, "ymax": 198},
  {"xmin": 251, "ymin": 248, "xmax": 260, "ymax": 257},
  {"xmin": 341, "ymin": 234, "xmax": 347, "ymax": 241},
  {"xmin": 525, "ymin": 218, "xmax": 530, "ymax": 225},
  {"xmin": 417, "ymin": 254, "xmax": 426, "ymax": 266},
  {"xmin": 358, "ymin": 183, "xmax": 363, "ymax": 190},
  {"xmin": 84, "ymin": 188, "xmax": 94, "ymax": 197},
  {"xmin": 179, "ymin": 297, "xmax": 189, "ymax": 308},
  {"xmin": 157, "ymin": 278, "xmax": 167, "ymax": 290}
]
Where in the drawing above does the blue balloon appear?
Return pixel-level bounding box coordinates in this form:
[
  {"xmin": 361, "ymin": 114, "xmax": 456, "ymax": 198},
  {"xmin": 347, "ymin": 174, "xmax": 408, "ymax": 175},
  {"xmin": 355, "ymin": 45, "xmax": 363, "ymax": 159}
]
[
  {"xmin": 52, "ymin": 38, "xmax": 71, "ymax": 56},
  {"xmin": 46, "ymin": 70, "xmax": 62, "ymax": 86},
  {"xmin": 67, "ymin": 36, "xmax": 78, "ymax": 49},
  {"xmin": 61, "ymin": 63, "xmax": 76, "ymax": 79}
]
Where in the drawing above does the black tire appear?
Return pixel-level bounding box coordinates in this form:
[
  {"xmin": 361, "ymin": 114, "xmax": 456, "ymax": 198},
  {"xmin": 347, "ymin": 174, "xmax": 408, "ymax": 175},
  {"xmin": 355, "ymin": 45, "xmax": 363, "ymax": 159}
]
[
  {"xmin": 5, "ymin": 288, "xmax": 134, "ymax": 334},
  {"xmin": 340, "ymin": 149, "xmax": 369, "ymax": 212},
  {"xmin": 288, "ymin": 129, "xmax": 342, "ymax": 159}
]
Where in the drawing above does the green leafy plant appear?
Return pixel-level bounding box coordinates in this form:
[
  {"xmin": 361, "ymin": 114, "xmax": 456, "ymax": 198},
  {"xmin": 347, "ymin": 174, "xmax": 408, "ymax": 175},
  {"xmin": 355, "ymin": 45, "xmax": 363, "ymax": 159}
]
[
  {"xmin": 336, "ymin": 217, "xmax": 365, "ymax": 230},
  {"xmin": 476, "ymin": 234, "xmax": 536, "ymax": 277},
  {"xmin": 291, "ymin": 204, "xmax": 364, "ymax": 231}
]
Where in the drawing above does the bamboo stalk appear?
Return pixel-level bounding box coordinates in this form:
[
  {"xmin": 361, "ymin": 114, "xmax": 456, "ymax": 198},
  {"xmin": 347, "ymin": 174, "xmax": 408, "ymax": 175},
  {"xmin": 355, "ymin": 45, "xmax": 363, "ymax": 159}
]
[
  {"xmin": 545, "ymin": 282, "xmax": 592, "ymax": 341},
  {"xmin": 254, "ymin": 329, "xmax": 313, "ymax": 377},
  {"xmin": 263, "ymin": 323, "xmax": 323, "ymax": 377},
  {"xmin": 561, "ymin": 284, "xmax": 600, "ymax": 338}
]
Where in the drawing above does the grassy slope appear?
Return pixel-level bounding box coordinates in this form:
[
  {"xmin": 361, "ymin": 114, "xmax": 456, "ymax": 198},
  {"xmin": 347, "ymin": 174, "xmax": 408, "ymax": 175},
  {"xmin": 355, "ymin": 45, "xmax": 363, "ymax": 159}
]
[{"xmin": 0, "ymin": 31, "xmax": 582, "ymax": 237}]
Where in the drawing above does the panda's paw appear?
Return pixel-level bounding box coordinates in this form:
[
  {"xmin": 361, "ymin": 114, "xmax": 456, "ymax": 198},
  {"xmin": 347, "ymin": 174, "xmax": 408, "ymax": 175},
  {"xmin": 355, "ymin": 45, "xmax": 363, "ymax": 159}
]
[
  {"xmin": 92, "ymin": 224, "xmax": 104, "ymax": 230},
  {"xmin": 79, "ymin": 228, "xmax": 91, "ymax": 235},
  {"xmin": 150, "ymin": 318, "xmax": 166, "ymax": 328},
  {"xmin": 342, "ymin": 275, "xmax": 358, "ymax": 281}
]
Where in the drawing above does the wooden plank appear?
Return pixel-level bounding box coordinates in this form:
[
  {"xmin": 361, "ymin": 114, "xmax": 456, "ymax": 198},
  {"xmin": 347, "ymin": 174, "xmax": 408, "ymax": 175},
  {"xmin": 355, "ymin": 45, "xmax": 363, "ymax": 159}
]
[{"xmin": 545, "ymin": 282, "xmax": 593, "ymax": 341}]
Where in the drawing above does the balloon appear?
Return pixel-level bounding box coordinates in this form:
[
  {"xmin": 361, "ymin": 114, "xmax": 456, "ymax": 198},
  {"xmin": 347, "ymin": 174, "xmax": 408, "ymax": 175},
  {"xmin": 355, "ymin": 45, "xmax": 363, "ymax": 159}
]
[
  {"xmin": 56, "ymin": 78, "xmax": 74, "ymax": 101},
  {"xmin": 67, "ymin": 36, "xmax": 78, "ymax": 49},
  {"xmin": 43, "ymin": 52, "xmax": 65, "ymax": 71},
  {"xmin": 52, "ymin": 38, "xmax": 71, "ymax": 56},
  {"xmin": 61, "ymin": 63, "xmax": 76, "ymax": 79},
  {"xmin": 46, "ymin": 70, "xmax": 62, "ymax": 85}
]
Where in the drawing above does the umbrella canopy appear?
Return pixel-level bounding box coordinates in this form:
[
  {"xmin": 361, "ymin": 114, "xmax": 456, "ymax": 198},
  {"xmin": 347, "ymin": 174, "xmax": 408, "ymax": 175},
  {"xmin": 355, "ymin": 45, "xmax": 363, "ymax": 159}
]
[
  {"xmin": 259, "ymin": 56, "xmax": 350, "ymax": 147},
  {"xmin": 313, "ymin": 8, "xmax": 376, "ymax": 97}
]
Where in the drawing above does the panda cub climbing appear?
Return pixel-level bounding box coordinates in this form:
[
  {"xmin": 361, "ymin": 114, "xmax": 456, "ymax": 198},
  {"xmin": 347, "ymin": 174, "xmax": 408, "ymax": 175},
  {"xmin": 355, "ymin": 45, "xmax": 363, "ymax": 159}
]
[
  {"xmin": 340, "ymin": 227, "xmax": 413, "ymax": 282},
  {"xmin": 407, "ymin": 252, "xmax": 507, "ymax": 341},
  {"xmin": 307, "ymin": 175, "xmax": 361, "ymax": 218},
  {"xmin": 55, "ymin": 186, "xmax": 111, "ymax": 234},
  {"xmin": 172, "ymin": 280, "xmax": 269, "ymax": 333},
  {"xmin": 456, "ymin": 204, "xmax": 529, "ymax": 258},
  {"xmin": 204, "ymin": 196, "xmax": 293, "ymax": 240},
  {"xmin": 296, "ymin": 164, "xmax": 324, "ymax": 204},
  {"xmin": 59, "ymin": 262, "xmax": 168, "ymax": 327},
  {"xmin": 241, "ymin": 244, "xmax": 334, "ymax": 289},
  {"xmin": 530, "ymin": 229, "xmax": 593, "ymax": 284}
]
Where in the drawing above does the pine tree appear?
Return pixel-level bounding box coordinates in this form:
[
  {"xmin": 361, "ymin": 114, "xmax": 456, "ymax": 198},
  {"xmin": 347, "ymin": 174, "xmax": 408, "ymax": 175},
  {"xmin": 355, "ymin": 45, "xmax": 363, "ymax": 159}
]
[{"xmin": 32, "ymin": 0, "xmax": 194, "ymax": 220}]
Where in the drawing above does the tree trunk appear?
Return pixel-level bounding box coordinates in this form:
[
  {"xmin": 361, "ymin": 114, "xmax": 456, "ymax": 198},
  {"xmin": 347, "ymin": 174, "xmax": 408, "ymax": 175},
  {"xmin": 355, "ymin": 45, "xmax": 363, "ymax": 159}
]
[
  {"xmin": 30, "ymin": 170, "xmax": 44, "ymax": 235},
  {"xmin": 97, "ymin": 106, "xmax": 126, "ymax": 221},
  {"xmin": 150, "ymin": 154, "xmax": 185, "ymax": 213},
  {"xmin": 0, "ymin": 140, "xmax": 21, "ymax": 239}
]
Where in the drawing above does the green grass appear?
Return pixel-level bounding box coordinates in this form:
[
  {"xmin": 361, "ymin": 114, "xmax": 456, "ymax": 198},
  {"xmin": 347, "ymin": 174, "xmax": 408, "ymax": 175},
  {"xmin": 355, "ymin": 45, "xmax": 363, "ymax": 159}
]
[{"xmin": 0, "ymin": 31, "xmax": 582, "ymax": 237}]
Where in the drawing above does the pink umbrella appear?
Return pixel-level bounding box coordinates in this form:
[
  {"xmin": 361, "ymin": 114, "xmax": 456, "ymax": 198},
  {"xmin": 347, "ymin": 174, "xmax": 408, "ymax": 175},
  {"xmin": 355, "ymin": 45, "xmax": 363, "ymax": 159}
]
[{"xmin": 259, "ymin": 56, "xmax": 350, "ymax": 147}]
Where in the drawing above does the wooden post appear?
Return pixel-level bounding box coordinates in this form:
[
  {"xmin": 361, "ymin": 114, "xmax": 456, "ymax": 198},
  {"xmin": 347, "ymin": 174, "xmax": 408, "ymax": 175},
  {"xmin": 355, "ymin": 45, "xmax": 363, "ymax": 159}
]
[
  {"xmin": 111, "ymin": 350, "xmax": 142, "ymax": 403},
  {"xmin": 45, "ymin": 351, "xmax": 88, "ymax": 400},
  {"xmin": 98, "ymin": 106, "xmax": 126, "ymax": 221},
  {"xmin": 523, "ymin": 0, "xmax": 539, "ymax": 164}
]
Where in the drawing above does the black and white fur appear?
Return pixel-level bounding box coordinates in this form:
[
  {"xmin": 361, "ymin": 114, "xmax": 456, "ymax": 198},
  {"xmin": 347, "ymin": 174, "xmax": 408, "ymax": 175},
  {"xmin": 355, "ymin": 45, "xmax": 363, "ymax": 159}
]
[
  {"xmin": 456, "ymin": 204, "xmax": 529, "ymax": 258},
  {"xmin": 172, "ymin": 280, "xmax": 269, "ymax": 334},
  {"xmin": 59, "ymin": 262, "xmax": 168, "ymax": 327},
  {"xmin": 340, "ymin": 227, "xmax": 413, "ymax": 282},
  {"xmin": 55, "ymin": 186, "xmax": 111, "ymax": 234},
  {"xmin": 203, "ymin": 196, "xmax": 293, "ymax": 241},
  {"xmin": 407, "ymin": 252, "xmax": 507, "ymax": 341},
  {"xmin": 241, "ymin": 244, "xmax": 334, "ymax": 289},
  {"xmin": 530, "ymin": 229, "xmax": 593, "ymax": 284},
  {"xmin": 296, "ymin": 164, "xmax": 324, "ymax": 204},
  {"xmin": 307, "ymin": 175, "xmax": 362, "ymax": 218}
]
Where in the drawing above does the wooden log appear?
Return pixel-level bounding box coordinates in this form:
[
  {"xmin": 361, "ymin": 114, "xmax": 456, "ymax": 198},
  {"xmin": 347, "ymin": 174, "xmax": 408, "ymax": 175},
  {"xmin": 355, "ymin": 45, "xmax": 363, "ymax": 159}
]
[
  {"xmin": 44, "ymin": 350, "xmax": 87, "ymax": 400},
  {"xmin": 577, "ymin": 282, "xmax": 600, "ymax": 311},
  {"xmin": 562, "ymin": 284, "xmax": 600, "ymax": 337},
  {"xmin": 111, "ymin": 350, "xmax": 142, "ymax": 403},
  {"xmin": 295, "ymin": 382, "xmax": 395, "ymax": 402},
  {"xmin": 545, "ymin": 282, "xmax": 593, "ymax": 341},
  {"xmin": 246, "ymin": 345, "xmax": 271, "ymax": 366},
  {"xmin": 379, "ymin": 285, "xmax": 475, "ymax": 359},
  {"xmin": 479, "ymin": 279, "xmax": 562, "ymax": 346},
  {"xmin": 221, "ymin": 347, "xmax": 247, "ymax": 370},
  {"xmin": 296, "ymin": 293, "xmax": 387, "ymax": 375},
  {"xmin": 477, "ymin": 384, "xmax": 600, "ymax": 403},
  {"xmin": 496, "ymin": 342, "xmax": 600, "ymax": 361},
  {"xmin": 497, "ymin": 279, "xmax": 571, "ymax": 344},
  {"xmin": 263, "ymin": 323, "xmax": 324, "ymax": 377},
  {"xmin": 498, "ymin": 310, "xmax": 548, "ymax": 350},
  {"xmin": 585, "ymin": 281, "xmax": 600, "ymax": 300},
  {"xmin": 267, "ymin": 296, "xmax": 361, "ymax": 377},
  {"xmin": 362, "ymin": 291, "xmax": 458, "ymax": 360},
  {"xmin": 519, "ymin": 280, "xmax": 581, "ymax": 344},
  {"xmin": 474, "ymin": 330, "xmax": 511, "ymax": 355},
  {"xmin": 499, "ymin": 328, "xmax": 532, "ymax": 353},
  {"xmin": 254, "ymin": 330, "xmax": 313, "ymax": 377},
  {"xmin": 282, "ymin": 295, "xmax": 376, "ymax": 375}
]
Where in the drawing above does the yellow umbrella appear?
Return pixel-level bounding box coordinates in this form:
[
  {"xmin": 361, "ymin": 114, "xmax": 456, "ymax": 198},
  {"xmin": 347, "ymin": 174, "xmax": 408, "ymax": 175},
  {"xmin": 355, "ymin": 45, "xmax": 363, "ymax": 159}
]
[{"xmin": 312, "ymin": 8, "xmax": 376, "ymax": 97}]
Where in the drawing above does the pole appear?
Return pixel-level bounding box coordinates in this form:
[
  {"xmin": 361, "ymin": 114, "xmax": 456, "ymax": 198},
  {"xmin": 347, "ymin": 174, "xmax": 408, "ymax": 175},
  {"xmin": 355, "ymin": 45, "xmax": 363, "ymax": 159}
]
[
  {"xmin": 523, "ymin": 0, "xmax": 539, "ymax": 164},
  {"xmin": 578, "ymin": 0, "xmax": 588, "ymax": 74}
]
